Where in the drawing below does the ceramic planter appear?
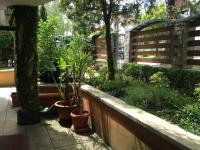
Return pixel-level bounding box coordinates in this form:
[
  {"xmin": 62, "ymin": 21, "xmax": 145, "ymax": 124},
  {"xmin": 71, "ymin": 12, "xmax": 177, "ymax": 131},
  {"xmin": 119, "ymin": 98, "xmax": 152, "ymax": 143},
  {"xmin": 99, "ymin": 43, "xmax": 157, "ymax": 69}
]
[
  {"xmin": 55, "ymin": 101, "xmax": 78, "ymax": 124},
  {"xmin": 70, "ymin": 110, "xmax": 90, "ymax": 133}
]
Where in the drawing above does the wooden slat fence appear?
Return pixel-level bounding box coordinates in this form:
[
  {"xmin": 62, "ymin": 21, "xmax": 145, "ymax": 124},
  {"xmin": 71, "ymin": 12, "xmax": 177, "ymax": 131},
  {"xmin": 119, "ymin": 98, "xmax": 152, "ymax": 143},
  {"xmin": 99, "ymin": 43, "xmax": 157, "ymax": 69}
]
[
  {"xmin": 130, "ymin": 25, "xmax": 174, "ymax": 65},
  {"xmin": 187, "ymin": 21, "xmax": 200, "ymax": 65},
  {"xmin": 129, "ymin": 16, "xmax": 200, "ymax": 67}
]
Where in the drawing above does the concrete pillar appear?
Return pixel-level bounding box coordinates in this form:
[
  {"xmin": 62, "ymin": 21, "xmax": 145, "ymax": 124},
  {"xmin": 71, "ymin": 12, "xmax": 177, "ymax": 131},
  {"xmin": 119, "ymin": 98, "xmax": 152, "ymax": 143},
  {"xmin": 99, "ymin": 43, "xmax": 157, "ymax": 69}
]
[{"xmin": 14, "ymin": 6, "xmax": 39, "ymax": 116}]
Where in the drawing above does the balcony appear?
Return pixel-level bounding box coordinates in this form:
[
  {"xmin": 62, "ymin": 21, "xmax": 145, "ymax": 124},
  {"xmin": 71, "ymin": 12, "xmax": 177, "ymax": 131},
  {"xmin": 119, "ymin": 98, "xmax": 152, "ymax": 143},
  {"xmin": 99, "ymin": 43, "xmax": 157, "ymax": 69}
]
[
  {"xmin": 0, "ymin": 87, "xmax": 111, "ymax": 150},
  {"xmin": 1, "ymin": 84, "xmax": 200, "ymax": 150}
]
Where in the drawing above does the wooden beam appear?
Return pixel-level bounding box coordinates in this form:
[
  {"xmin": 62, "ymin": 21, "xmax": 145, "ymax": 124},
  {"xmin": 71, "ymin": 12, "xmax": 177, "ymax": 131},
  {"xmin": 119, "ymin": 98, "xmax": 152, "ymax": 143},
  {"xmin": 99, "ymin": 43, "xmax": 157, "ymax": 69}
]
[
  {"xmin": 132, "ymin": 43, "xmax": 171, "ymax": 49},
  {"xmin": 132, "ymin": 26, "xmax": 173, "ymax": 36},
  {"xmin": 131, "ymin": 58, "xmax": 170, "ymax": 64},
  {"xmin": 131, "ymin": 51, "xmax": 172, "ymax": 56},
  {"xmin": 0, "ymin": 25, "xmax": 16, "ymax": 31},
  {"xmin": 131, "ymin": 35, "xmax": 173, "ymax": 43}
]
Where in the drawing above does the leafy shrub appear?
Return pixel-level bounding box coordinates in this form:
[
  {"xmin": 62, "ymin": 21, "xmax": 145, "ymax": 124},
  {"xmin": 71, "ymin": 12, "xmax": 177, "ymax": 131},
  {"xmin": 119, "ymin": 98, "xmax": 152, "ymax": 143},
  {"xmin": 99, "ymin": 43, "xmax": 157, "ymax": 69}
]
[
  {"xmin": 87, "ymin": 76, "xmax": 102, "ymax": 88},
  {"xmin": 194, "ymin": 83, "xmax": 200, "ymax": 102},
  {"xmin": 171, "ymin": 103, "xmax": 200, "ymax": 135},
  {"xmin": 99, "ymin": 80, "xmax": 131, "ymax": 98},
  {"xmin": 122, "ymin": 63, "xmax": 200, "ymax": 95},
  {"xmin": 149, "ymin": 71, "xmax": 169, "ymax": 88},
  {"xmin": 123, "ymin": 83, "xmax": 193, "ymax": 111}
]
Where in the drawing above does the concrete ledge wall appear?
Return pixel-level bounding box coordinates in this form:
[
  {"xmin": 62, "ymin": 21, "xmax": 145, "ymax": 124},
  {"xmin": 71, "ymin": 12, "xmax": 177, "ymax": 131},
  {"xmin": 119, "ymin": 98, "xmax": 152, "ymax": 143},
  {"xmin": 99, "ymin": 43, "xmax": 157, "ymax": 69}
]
[
  {"xmin": 0, "ymin": 69, "xmax": 15, "ymax": 86},
  {"xmin": 81, "ymin": 84, "xmax": 200, "ymax": 150}
]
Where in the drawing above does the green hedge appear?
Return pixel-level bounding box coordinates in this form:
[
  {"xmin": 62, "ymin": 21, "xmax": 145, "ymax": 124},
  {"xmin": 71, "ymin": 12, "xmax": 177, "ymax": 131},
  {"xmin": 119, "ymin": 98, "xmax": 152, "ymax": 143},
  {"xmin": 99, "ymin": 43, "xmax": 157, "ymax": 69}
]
[{"xmin": 122, "ymin": 63, "xmax": 200, "ymax": 95}]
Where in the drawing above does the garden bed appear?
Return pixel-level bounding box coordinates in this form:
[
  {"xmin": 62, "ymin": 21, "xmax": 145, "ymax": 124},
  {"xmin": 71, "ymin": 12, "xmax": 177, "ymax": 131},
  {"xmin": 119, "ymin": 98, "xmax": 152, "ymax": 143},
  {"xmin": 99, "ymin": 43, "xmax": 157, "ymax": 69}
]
[{"xmin": 81, "ymin": 84, "xmax": 200, "ymax": 150}]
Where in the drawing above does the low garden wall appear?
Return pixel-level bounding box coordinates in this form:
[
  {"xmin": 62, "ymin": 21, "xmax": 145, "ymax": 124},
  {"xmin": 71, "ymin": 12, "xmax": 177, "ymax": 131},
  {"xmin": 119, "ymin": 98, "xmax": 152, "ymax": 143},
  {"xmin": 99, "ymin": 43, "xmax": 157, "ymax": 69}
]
[
  {"xmin": 81, "ymin": 84, "xmax": 200, "ymax": 150},
  {"xmin": 0, "ymin": 69, "xmax": 15, "ymax": 86}
]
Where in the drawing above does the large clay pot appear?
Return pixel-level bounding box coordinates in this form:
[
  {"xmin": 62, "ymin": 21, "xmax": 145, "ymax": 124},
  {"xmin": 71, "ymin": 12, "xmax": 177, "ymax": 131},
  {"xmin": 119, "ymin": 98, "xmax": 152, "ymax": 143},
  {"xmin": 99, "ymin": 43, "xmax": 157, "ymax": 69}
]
[
  {"xmin": 70, "ymin": 110, "xmax": 90, "ymax": 133},
  {"xmin": 55, "ymin": 101, "xmax": 78, "ymax": 123}
]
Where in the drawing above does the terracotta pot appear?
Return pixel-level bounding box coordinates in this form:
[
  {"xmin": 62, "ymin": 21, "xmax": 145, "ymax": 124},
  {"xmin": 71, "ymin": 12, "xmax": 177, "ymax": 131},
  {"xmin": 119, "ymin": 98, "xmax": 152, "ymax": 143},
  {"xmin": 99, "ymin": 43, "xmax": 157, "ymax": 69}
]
[
  {"xmin": 55, "ymin": 101, "xmax": 78, "ymax": 123},
  {"xmin": 11, "ymin": 92, "xmax": 19, "ymax": 107},
  {"xmin": 70, "ymin": 110, "xmax": 90, "ymax": 133}
]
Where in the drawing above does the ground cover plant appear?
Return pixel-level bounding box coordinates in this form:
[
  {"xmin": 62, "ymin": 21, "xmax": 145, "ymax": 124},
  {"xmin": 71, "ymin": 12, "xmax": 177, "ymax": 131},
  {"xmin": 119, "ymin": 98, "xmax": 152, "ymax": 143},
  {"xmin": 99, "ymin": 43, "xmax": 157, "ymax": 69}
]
[{"xmin": 87, "ymin": 64, "xmax": 200, "ymax": 136}]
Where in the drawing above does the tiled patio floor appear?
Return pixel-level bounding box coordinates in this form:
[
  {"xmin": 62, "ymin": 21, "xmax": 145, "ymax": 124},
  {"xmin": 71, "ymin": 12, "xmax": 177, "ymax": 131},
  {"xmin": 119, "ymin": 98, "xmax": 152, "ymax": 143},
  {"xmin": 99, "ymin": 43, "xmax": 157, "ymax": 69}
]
[{"xmin": 0, "ymin": 87, "xmax": 111, "ymax": 150}]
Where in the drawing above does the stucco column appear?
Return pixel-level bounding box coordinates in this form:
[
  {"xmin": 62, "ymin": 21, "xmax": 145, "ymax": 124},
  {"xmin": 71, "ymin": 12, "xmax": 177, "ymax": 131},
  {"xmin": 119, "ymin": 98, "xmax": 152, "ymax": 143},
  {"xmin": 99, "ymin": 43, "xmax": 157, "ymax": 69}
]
[{"xmin": 14, "ymin": 6, "xmax": 39, "ymax": 115}]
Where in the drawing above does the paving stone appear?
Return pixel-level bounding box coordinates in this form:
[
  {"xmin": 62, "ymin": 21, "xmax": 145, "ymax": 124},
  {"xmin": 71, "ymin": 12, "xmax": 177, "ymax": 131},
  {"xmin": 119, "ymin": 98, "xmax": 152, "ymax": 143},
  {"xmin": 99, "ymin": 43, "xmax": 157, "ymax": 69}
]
[
  {"xmin": 70, "ymin": 131, "xmax": 100, "ymax": 142},
  {"xmin": 4, "ymin": 120, "xmax": 18, "ymax": 128},
  {"xmin": 0, "ymin": 113, "xmax": 6, "ymax": 121},
  {"xmin": 51, "ymin": 135, "xmax": 79, "ymax": 148},
  {"xmin": 0, "ymin": 128, "xmax": 4, "ymax": 136},
  {"xmin": 47, "ymin": 127, "xmax": 69, "ymax": 138},
  {"xmin": 26, "ymin": 126, "xmax": 49, "ymax": 139},
  {"xmin": 3, "ymin": 126, "xmax": 25, "ymax": 135},
  {"xmin": 55, "ymin": 144, "xmax": 83, "ymax": 150},
  {"xmin": 29, "ymin": 137, "xmax": 54, "ymax": 150},
  {"xmin": 0, "ymin": 121, "xmax": 4, "ymax": 128},
  {"xmin": 80, "ymin": 140, "xmax": 111, "ymax": 150}
]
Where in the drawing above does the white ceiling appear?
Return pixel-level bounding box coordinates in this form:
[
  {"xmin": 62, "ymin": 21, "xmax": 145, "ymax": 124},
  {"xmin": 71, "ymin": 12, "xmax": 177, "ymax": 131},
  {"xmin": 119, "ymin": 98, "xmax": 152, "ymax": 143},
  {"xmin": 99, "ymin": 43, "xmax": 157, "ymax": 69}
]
[{"xmin": 0, "ymin": 0, "xmax": 53, "ymax": 10}]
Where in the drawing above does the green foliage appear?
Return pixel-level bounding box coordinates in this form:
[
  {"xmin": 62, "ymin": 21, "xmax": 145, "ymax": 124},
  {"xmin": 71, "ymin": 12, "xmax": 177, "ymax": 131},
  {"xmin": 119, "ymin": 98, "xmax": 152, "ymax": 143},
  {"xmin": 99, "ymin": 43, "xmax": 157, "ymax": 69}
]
[
  {"xmin": 0, "ymin": 31, "xmax": 13, "ymax": 50},
  {"xmin": 87, "ymin": 65, "xmax": 108, "ymax": 88},
  {"xmin": 100, "ymin": 79, "xmax": 133, "ymax": 99},
  {"xmin": 60, "ymin": 0, "xmax": 101, "ymax": 36},
  {"xmin": 123, "ymin": 83, "xmax": 191, "ymax": 111},
  {"xmin": 173, "ymin": 0, "xmax": 200, "ymax": 17},
  {"xmin": 194, "ymin": 83, "xmax": 200, "ymax": 102},
  {"xmin": 149, "ymin": 71, "xmax": 169, "ymax": 88},
  {"xmin": 137, "ymin": 3, "xmax": 167, "ymax": 23},
  {"xmin": 122, "ymin": 63, "xmax": 200, "ymax": 95},
  {"xmin": 37, "ymin": 16, "xmax": 63, "ymax": 74},
  {"xmin": 172, "ymin": 103, "xmax": 200, "ymax": 135},
  {"xmin": 61, "ymin": 35, "xmax": 94, "ymax": 76},
  {"xmin": 61, "ymin": 35, "xmax": 94, "ymax": 106}
]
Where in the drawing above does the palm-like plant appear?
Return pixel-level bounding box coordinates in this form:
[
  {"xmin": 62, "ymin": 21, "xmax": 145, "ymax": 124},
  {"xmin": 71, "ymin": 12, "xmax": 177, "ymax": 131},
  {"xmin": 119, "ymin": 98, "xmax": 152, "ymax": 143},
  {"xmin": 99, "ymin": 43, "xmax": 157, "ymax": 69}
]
[{"xmin": 60, "ymin": 35, "xmax": 94, "ymax": 111}]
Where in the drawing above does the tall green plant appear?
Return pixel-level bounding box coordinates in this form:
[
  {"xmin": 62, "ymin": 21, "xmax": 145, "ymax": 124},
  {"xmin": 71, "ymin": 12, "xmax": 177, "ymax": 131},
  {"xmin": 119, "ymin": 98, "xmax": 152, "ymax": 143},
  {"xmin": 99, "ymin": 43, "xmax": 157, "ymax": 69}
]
[
  {"xmin": 0, "ymin": 31, "xmax": 13, "ymax": 50},
  {"xmin": 137, "ymin": 2, "xmax": 167, "ymax": 23},
  {"xmin": 60, "ymin": 35, "xmax": 94, "ymax": 109}
]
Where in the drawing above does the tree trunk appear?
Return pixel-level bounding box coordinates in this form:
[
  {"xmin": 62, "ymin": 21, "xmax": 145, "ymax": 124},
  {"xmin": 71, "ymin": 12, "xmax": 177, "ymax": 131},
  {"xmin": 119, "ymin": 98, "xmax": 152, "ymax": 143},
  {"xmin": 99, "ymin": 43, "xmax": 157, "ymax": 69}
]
[
  {"xmin": 105, "ymin": 18, "xmax": 115, "ymax": 80},
  {"xmin": 14, "ymin": 6, "xmax": 39, "ymax": 112}
]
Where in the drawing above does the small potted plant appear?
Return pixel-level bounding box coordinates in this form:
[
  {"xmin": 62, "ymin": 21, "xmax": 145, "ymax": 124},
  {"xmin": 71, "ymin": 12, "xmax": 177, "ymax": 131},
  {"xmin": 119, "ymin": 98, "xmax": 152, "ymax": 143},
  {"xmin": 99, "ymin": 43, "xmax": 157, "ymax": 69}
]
[{"xmin": 64, "ymin": 35, "xmax": 94, "ymax": 133}]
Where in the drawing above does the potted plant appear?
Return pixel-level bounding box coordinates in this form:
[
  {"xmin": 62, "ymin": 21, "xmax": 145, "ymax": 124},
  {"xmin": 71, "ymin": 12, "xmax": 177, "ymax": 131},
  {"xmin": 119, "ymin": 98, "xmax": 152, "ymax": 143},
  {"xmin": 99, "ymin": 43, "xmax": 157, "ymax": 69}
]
[
  {"xmin": 54, "ymin": 64, "xmax": 78, "ymax": 124},
  {"xmin": 63, "ymin": 35, "xmax": 94, "ymax": 133}
]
